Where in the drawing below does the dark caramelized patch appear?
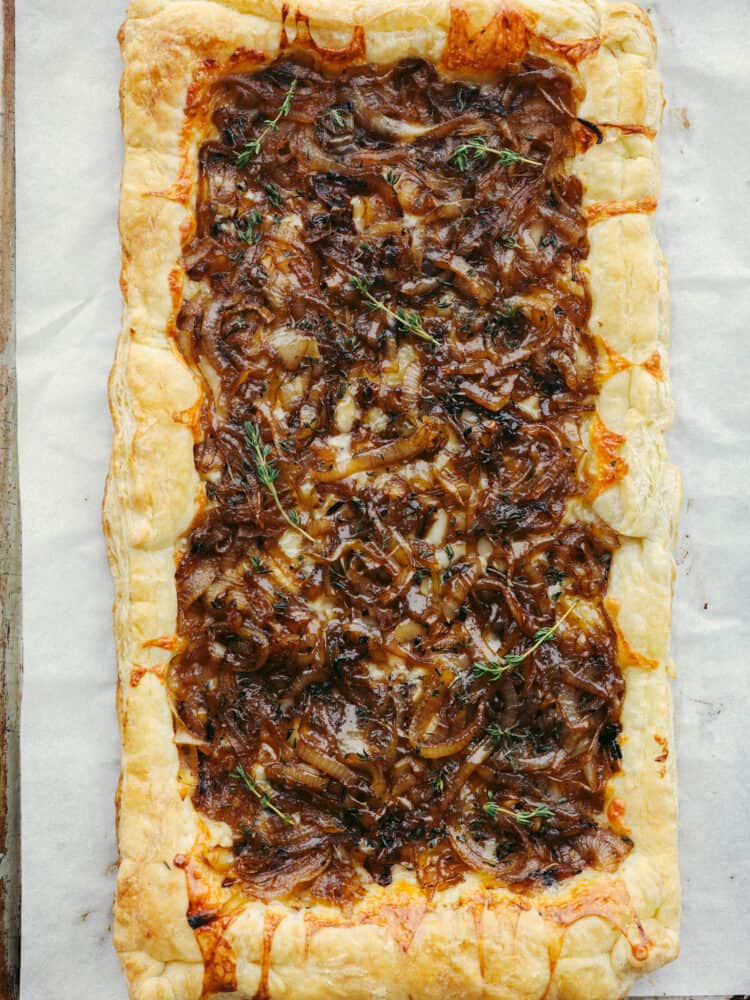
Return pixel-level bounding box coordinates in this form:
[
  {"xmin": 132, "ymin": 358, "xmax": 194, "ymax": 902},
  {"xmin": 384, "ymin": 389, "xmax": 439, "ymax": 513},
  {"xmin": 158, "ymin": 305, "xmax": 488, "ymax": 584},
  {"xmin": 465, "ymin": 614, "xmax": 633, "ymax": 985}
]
[{"xmin": 169, "ymin": 54, "xmax": 630, "ymax": 904}]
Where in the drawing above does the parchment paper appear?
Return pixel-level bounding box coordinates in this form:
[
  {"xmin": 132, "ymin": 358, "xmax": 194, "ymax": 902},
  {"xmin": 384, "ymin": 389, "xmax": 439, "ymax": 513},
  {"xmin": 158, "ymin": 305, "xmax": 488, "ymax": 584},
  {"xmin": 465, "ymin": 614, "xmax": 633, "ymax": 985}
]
[{"xmin": 15, "ymin": 1, "xmax": 750, "ymax": 996}]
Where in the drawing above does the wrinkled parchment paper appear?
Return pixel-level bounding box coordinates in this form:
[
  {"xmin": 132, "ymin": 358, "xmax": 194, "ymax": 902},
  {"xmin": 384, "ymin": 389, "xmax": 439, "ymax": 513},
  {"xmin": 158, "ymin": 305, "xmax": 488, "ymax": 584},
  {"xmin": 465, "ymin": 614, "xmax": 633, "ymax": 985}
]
[{"xmin": 15, "ymin": 0, "xmax": 750, "ymax": 995}]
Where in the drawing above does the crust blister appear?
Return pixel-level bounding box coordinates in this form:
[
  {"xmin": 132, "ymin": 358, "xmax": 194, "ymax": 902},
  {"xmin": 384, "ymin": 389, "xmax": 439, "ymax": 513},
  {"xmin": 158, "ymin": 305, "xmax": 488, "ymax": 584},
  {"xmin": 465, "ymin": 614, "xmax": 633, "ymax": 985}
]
[{"xmin": 107, "ymin": 2, "xmax": 679, "ymax": 997}]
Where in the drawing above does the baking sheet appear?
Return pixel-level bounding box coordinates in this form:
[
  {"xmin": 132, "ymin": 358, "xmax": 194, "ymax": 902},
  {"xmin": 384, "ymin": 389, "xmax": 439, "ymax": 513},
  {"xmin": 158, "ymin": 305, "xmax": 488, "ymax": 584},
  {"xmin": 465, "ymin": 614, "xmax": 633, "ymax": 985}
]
[{"xmin": 14, "ymin": 0, "xmax": 750, "ymax": 996}]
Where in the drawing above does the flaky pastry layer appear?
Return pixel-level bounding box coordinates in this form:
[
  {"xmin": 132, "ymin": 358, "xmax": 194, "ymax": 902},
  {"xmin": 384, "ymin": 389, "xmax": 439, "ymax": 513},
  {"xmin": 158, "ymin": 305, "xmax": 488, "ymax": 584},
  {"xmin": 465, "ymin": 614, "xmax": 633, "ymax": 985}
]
[{"xmin": 105, "ymin": 1, "xmax": 680, "ymax": 998}]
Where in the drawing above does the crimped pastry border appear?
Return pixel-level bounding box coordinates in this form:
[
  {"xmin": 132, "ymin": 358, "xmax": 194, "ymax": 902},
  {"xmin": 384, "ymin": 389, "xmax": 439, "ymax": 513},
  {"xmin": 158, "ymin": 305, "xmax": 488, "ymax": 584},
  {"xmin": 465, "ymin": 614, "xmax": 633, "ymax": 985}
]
[{"xmin": 105, "ymin": 2, "xmax": 680, "ymax": 998}]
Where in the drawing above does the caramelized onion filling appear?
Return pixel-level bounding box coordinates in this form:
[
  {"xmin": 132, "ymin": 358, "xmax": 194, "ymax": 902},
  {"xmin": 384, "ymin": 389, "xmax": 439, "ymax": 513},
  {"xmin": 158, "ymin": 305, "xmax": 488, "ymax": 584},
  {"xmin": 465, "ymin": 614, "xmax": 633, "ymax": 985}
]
[{"xmin": 169, "ymin": 53, "xmax": 630, "ymax": 903}]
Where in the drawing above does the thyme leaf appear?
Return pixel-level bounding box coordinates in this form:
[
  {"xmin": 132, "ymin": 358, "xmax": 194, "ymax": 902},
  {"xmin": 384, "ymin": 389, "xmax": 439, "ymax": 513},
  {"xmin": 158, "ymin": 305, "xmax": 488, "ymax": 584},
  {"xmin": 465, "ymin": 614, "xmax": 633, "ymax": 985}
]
[
  {"xmin": 471, "ymin": 601, "xmax": 579, "ymax": 681},
  {"xmin": 237, "ymin": 79, "xmax": 297, "ymax": 167},
  {"xmin": 244, "ymin": 420, "xmax": 316, "ymax": 543},
  {"xmin": 236, "ymin": 209, "xmax": 263, "ymax": 245},
  {"xmin": 264, "ymin": 182, "xmax": 282, "ymax": 207},
  {"xmin": 350, "ymin": 276, "xmax": 438, "ymax": 345},
  {"xmin": 450, "ymin": 136, "xmax": 541, "ymax": 173},
  {"xmin": 231, "ymin": 765, "xmax": 294, "ymax": 825}
]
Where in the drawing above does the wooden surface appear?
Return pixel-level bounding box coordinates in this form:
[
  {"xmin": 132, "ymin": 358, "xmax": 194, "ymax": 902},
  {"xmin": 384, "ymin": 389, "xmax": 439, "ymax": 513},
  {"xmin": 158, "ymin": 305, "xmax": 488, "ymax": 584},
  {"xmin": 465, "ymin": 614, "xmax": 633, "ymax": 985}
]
[{"xmin": 0, "ymin": 0, "xmax": 20, "ymax": 996}]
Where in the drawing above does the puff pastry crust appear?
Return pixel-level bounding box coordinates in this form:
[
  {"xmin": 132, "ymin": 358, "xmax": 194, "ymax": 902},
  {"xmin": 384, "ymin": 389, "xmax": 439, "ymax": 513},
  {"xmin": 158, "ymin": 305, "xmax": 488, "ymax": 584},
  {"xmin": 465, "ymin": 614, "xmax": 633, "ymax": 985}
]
[{"xmin": 105, "ymin": 2, "xmax": 680, "ymax": 998}]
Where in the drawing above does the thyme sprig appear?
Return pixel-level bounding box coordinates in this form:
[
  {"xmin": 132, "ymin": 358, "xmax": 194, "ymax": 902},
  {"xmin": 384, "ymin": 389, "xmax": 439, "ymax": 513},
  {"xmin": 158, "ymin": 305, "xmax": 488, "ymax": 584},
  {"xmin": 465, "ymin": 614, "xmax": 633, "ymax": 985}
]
[
  {"xmin": 483, "ymin": 795, "xmax": 553, "ymax": 826},
  {"xmin": 231, "ymin": 765, "xmax": 294, "ymax": 825},
  {"xmin": 450, "ymin": 136, "xmax": 541, "ymax": 173},
  {"xmin": 264, "ymin": 183, "xmax": 282, "ymax": 207},
  {"xmin": 486, "ymin": 723, "xmax": 521, "ymax": 745},
  {"xmin": 471, "ymin": 601, "xmax": 579, "ymax": 682},
  {"xmin": 236, "ymin": 209, "xmax": 263, "ymax": 245},
  {"xmin": 244, "ymin": 420, "xmax": 316, "ymax": 543},
  {"xmin": 237, "ymin": 79, "xmax": 297, "ymax": 167},
  {"xmin": 328, "ymin": 107, "xmax": 347, "ymax": 128},
  {"xmin": 350, "ymin": 276, "xmax": 438, "ymax": 345}
]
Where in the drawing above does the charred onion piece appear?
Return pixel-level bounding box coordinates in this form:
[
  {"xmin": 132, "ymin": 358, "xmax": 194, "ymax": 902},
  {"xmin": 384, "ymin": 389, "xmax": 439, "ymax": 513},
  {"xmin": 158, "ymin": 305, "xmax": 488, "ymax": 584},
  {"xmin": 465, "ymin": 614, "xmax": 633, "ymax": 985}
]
[{"xmin": 315, "ymin": 419, "xmax": 446, "ymax": 482}]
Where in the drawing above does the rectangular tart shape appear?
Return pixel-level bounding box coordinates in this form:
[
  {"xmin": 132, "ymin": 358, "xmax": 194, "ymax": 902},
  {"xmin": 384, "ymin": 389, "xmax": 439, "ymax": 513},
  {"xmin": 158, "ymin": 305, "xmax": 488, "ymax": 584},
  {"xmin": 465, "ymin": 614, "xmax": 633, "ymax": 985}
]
[{"xmin": 106, "ymin": 3, "xmax": 680, "ymax": 998}]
